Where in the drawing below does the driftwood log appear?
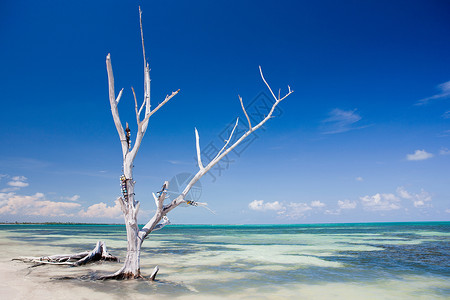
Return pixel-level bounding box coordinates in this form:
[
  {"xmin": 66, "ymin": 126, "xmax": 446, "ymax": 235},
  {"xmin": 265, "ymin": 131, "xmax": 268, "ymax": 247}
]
[{"xmin": 13, "ymin": 241, "xmax": 118, "ymax": 267}]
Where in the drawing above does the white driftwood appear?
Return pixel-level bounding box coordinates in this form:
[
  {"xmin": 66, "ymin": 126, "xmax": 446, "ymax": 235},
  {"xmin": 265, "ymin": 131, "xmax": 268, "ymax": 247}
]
[
  {"xmin": 150, "ymin": 266, "xmax": 159, "ymax": 281},
  {"xmin": 14, "ymin": 241, "xmax": 118, "ymax": 267},
  {"xmin": 103, "ymin": 7, "xmax": 293, "ymax": 280}
]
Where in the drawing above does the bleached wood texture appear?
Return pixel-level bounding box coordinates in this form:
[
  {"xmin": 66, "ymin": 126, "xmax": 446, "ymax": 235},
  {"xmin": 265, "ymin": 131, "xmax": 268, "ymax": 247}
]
[{"xmin": 14, "ymin": 241, "xmax": 118, "ymax": 267}]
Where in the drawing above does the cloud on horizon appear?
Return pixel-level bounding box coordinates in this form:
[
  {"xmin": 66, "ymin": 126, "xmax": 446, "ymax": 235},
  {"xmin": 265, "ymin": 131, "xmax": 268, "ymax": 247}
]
[
  {"xmin": 359, "ymin": 186, "xmax": 432, "ymax": 211},
  {"xmin": 396, "ymin": 186, "xmax": 432, "ymax": 208},
  {"xmin": 325, "ymin": 199, "xmax": 357, "ymax": 215},
  {"xmin": 360, "ymin": 193, "xmax": 401, "ymax": 211},
  {"xmin": 78, "ymin": 199, "xmax": 122, "ymax": 219},
  {"xmin": 0, "ymin": 192, "xmax": 81, "ymax": 217},
  {"xmin": 0, "ymin": 174, "xmax": 121, "ymax": 220},
  {"xmin": 248, "ymin": 200, "xmax": 325, "ymax": 219}
]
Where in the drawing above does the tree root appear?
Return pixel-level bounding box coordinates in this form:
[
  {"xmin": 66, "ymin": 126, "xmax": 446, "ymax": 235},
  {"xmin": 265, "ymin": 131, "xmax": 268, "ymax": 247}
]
[
  {"xmin": 99, "ymin": 266, "xmax": 159, "ymax": 281},
  {"xmin": 99, "ymin": 271, "xmax": 142, "ymax": 280},
  {"xmin": 13, "ymin": 241, "xmax": 119, "ymax": 267}
]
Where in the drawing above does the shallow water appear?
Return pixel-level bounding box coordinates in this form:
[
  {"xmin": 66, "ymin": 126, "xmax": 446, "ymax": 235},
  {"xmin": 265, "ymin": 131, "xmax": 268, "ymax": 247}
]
[{"xmin": 0, "ymin": 222, "xmax": 449, "ymax": 299}]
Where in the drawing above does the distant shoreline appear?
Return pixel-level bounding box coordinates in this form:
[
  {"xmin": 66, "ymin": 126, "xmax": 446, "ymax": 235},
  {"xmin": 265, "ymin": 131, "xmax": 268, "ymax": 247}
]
[
  {"xmin": 1, "ymin": 221, "xmax": 449, "ymax": 226},
  {"xmin": 0, "ymin": 222, "xmax": 122, "ymax": 225}
]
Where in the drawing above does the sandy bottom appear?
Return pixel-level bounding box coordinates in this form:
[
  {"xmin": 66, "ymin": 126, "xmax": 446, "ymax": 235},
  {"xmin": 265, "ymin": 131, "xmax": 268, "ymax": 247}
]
[
  {"xmin": 1, "ymin": 254, "xmax": 448, "ymax": 300},
  {"xmin": 0, "ymin": 225, "xmax": 449, "ymax": 299}
]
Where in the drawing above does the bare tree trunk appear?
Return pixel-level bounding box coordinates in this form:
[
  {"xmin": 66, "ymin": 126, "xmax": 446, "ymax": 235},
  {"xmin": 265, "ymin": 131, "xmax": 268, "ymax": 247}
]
[
  {"xmin": 106, "ymin": 179, "xmax": 143, "ymax": 279},
  {"xmin": 103, "ymin": 7, "xmax": 179, "ymax": 280}
]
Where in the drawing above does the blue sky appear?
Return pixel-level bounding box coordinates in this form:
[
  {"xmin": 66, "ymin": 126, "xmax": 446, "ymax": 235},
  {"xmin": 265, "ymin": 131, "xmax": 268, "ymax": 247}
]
[{"xmin": 0, "ymin": 0, "xmax": 449, "ymax": 224}]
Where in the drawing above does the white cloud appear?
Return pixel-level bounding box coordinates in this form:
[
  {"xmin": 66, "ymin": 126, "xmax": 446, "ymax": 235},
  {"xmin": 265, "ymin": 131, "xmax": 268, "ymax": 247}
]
[
  {"xmin": 412, "ymin": 190, "xmax": 432, "ymax": 208},
  {"xmin": 0, "ymin": 187, "xmax": 20, "ymax": 193},
  {"xmin": 406, "ymin": 150, "xmax": 433, "ymax": 161},
  {"xmin": 360, "ymin": 187, "xmax": 433, "ymax": 211},
  {"xmin": 248, "ymin": 200, "xmax": 284, "ymax": 211},
  {"xmin": 310, "ymin": 200, "xmax": 326, "ymax": 208},
  {"xmin": 360, "ymin": 193, "xmax": 401, "ymax": 211},
  {"xmin": 397, "ymin": 187, "xmax": 432, "ymax": 208},
  {"xmin": 416, "ymin": 80, "xmax": 450, "ymax": 105},
  {"xmin": 355, "ymin": 177, "xmax": 364, "ymax": 182},
  {"xmin": 396, "ymin": 186, "xmax": 412, "ymax": 199},
  {"xmin": 249, "ymin": 200, "xmax": 324, "ymax": 219},
  {"xmin": 280, "ymin": 202, "xmax": 312, "ymax": 219},
  {"xmin": 7, "ymin": 181, "xmax": 29, "ymax": 187},
  {"xmin": 79, "ymin": 199, "xmax": 122, "ymax": 219},
  {"xmin": 65, "ymin": 195, "xmax": 80, "ymax": 201},
  {"xmin": 321, "ymin": 108, "xmax": 363, "ymax": 134},
  {"xmin": 7, "ymin": 175, "xmax": 29, "ymax": 188},
  {"xmin": 338, "ymin": 199, "xmax": 357, "ymax": 209},
  {"xmin": 446, "ymin": 209, "xmax": 450, "ymax": 214},
  {"xmin": 0, "ymin": 192, "xmax": 81, "ymax": 217},
  {"xmin": 440, "ymin": 148, "xmax": 450, "ymax": 155},
  {"xmin": 325, "ymin": 209, "xmax": 341, "ymax": 215},
  {"xmin": 326, "ymin": 199, "xmax": 357, "ymax": 215}
]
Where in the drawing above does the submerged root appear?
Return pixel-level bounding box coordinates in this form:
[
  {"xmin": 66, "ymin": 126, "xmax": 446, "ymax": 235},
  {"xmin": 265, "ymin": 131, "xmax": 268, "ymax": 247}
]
[
  {"xmin": 13, "ymin": 241, "xmax": 118, "ymax": 267},
  {"xmin": 99, "ymin": 272, "xmax": 142, "ymax": 280},
  {"xmin": 99, "ymin": 266, "xmax": 142, "ymax": 280},
  {"xmin": 99, "ymin": 266, "xmax": 159, "ymax": 281}
]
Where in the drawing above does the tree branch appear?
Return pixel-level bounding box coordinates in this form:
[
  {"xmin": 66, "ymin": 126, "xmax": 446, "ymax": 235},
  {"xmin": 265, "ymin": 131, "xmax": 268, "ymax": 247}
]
[
  {"xmin": 151, "ymin": 216, "xmax": 170, "ymax": 232},
  {"xmin": 138, "ymin": 97, "xmax": 146, "ymax": 117},
  {"xmin": 140, "ymin": 6, "xmax": 151, "ymax": 133},
  {"xmin": 138, "ymin": 67, "xmax": 292, "ymax": 247},
  {"xmin": 239, "ymin": 95, "xmax": 252, "ymax": 130},
  {"xmin": 169, "ymin": 67, "xmax": 293, "ymax": 207},
  {"xmin": 139, "ymin": 6, "xmax": 147, "ymax": 71},
  {"xmin": 195, "ymin": 128, "xmax": 204, "ymax": 170},
  {"xmin": 116, "ymin": 88, "xmax": 124, "ymax": 104},
  {"xmin": 106, "ymin": 54, "xmax": 128, "ymax": 158},
  {"xmin": 259, "ymin": 65, "xmax": 278, "ymax": 101},
  {"xmin": 132, "ymin": 87, "xmax": 140, "ymax": 126},
  {"xmin": 213, "ymin": 117, "xmax": 239, "ymax": 161},
  {"xmin": 139, "ymin": 181, "xmax": 169, "ymax": 239},
  {"xmin": 141, "ymin": 90, "xmax": 180, "ymax": 127}
]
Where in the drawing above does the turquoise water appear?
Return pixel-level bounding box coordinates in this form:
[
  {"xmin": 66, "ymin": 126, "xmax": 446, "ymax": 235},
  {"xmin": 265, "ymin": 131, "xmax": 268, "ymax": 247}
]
[{"xmin": 1, "ymin": 222, "xmax": 449, "ymax": 299}]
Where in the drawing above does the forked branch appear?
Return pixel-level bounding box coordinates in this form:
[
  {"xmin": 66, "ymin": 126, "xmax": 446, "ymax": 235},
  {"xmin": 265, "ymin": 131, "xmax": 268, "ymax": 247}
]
[
  {"xmin": 161, "ymin": 67, "xmax": 293, "ymax": 216},
  {"xmin": 239, "ymin": 95, "xmax": 252, "ymax": 129},
  {"xmin": 106, "ymin": 6, "xmax": 179, "ymax": 162},
  {"xmin": 195, "ymin": 128, "xmax": 204, "ymax": 170}
]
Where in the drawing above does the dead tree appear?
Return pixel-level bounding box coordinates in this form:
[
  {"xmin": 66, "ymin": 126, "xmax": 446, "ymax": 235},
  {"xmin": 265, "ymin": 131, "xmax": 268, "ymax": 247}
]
[
  {"xmin": 15, "ymin": 7, "xmax": 293, "ymax": 280},
  {"xmin": 105, "ymin": 6, "xmax": 292, "ymax": 279}
]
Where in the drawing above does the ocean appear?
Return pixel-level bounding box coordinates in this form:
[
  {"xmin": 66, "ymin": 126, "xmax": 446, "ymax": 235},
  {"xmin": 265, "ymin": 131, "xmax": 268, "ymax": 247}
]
[{"xmin": 0, "ymin": 222, "xmax": 449, "ymax": 299}]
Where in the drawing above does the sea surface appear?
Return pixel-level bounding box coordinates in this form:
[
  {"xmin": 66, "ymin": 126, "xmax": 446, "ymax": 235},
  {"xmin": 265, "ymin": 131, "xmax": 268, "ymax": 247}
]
[{"xmin": 0, "ymin": 222, "xmax": 449, "ymax": 299}]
